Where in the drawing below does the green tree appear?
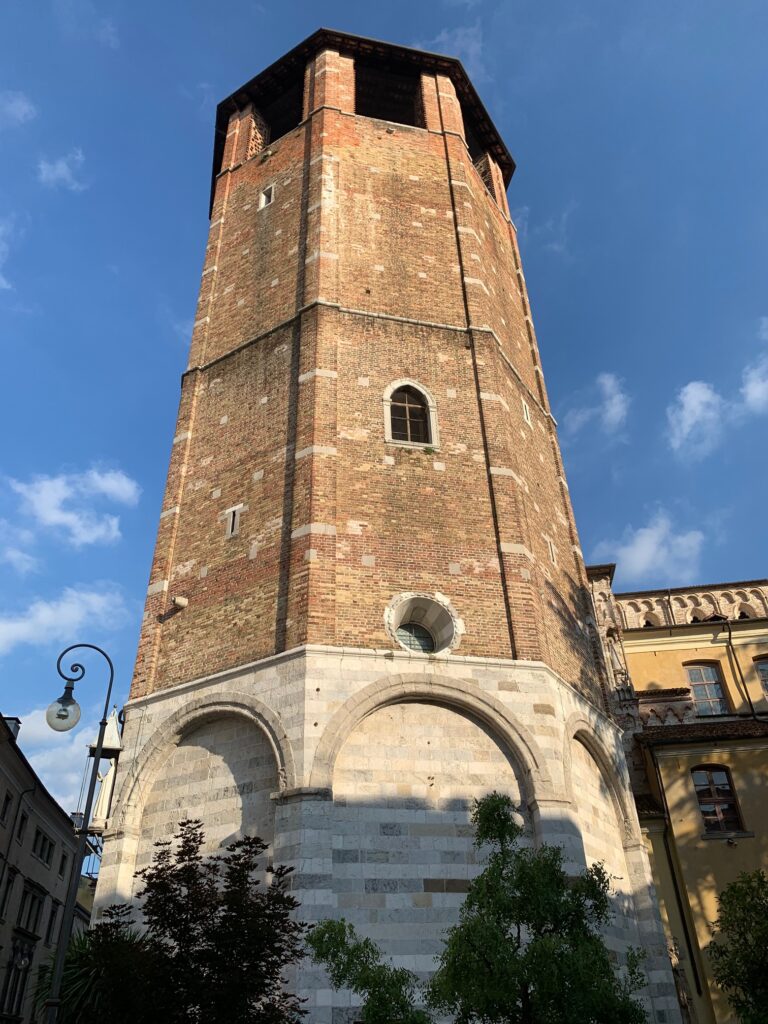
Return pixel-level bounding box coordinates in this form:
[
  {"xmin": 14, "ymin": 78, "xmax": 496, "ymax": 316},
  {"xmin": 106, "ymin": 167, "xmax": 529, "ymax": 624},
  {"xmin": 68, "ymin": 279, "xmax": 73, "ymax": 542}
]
[
  {"xmin": 707, "ymin": 869, "xmax": 768, "ymax": 1024},
  {"xmin": 309, "ymin": 919, "xmax": 430, "ymax": 1024},
  {"xmin": 36, "ymin": 904, "xmax": 172, "ymax": 1024},
  {"xmin": 309, "ymin": 793, "xmax": 647, "ymax": 1024},
  {"xmin": 38, "ymin": 820, "xmax": 306, "ymax": 1024}
]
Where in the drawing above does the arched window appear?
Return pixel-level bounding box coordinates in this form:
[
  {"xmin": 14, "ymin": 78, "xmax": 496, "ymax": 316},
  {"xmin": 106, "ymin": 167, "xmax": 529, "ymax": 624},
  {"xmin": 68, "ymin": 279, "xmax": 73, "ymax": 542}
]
[
  {"xmin": 691, "ymin": 765, "xmax": 743, "ymax": 833},
  {"xmin": 685, "ymin": 663, "xmax": 728, "ymax": 716},
  {"xmin": 383, "ymin": 380, "xmax": 438, "ymax": 448}
]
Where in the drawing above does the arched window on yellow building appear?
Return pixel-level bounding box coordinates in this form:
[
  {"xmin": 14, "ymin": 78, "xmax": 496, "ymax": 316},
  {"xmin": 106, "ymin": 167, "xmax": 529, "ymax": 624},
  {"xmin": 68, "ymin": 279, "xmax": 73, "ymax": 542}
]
[{"xmin": 691, "ymin": 765, "xmax": 744, "ymax": 834}]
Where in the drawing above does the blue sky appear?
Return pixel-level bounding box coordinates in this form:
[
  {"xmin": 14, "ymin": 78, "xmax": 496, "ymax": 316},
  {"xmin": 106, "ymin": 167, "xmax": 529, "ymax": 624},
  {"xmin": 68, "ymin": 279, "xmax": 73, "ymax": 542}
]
[{"xmin": 1, "ymin": 0, "xmax": 767, "ymax": 808}]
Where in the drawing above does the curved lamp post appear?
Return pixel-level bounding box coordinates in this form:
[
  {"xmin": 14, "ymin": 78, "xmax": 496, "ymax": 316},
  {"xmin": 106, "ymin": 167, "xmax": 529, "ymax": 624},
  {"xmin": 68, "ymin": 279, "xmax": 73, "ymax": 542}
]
[{"xmin": 43, "ymin": 644, "xmax": 115, "ymax": 1024}]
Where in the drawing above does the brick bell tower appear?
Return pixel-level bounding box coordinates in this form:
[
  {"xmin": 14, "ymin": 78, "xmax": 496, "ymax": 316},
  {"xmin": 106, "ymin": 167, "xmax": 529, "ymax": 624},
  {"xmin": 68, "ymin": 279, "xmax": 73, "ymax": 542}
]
[{"xmin": 97, "ymin": 30, "xmax": 680, "ymax": 1022}]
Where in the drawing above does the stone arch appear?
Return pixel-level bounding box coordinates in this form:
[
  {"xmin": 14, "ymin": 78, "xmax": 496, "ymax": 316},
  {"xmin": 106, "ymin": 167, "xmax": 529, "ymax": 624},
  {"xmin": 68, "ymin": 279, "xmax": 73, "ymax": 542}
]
[
  {"xmin": 114, "ymin": 693, "xmax": 296, "ymax": 834},
  {"xmin": 561, "ymin": 713, "xmax": 633, "ymax": 839},
  {"xmin": 309, "ymin": 673, "xmax": 553, "ymax": 806},
  {"xmin": 563, "ymin": 717, "xmax": 643, "ymax": 962}
]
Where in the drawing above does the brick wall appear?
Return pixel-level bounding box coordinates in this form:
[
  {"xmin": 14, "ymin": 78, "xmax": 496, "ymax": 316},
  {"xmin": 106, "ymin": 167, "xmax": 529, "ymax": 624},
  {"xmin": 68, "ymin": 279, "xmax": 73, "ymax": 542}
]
[{"xmin": 132, "ymin": 44, "xmax": 602, "ymax": 708}]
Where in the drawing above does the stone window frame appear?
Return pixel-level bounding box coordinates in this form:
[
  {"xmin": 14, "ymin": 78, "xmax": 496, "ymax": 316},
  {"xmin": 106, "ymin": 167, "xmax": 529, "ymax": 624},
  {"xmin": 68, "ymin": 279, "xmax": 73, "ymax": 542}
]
[
  {"xmin": 222, "ymin": 503, "xmax": 245, "ymax": 539},
  {"xmin": 258, "ymin": 184, "xmax": 274, "ymax": 210},
  {"xmin": 384, "ymin": 591, "xmax": 463, "ymax": 656},
  {"xmin": 382, "ymin": 378, "xmax": 439, "ymax": 450},
  {"xmin": 684, "ymin": 662, "xmax": 730, "ymax": 717}
]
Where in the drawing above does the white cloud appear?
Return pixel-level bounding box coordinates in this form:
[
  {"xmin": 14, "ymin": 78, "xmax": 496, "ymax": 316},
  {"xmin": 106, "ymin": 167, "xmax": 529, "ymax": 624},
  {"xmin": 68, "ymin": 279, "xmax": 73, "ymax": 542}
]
[
  {"xmin": 511, "ymin": 205, "xmax": 529, "ymax": 241},
  {"xmin": 0, "ymin": 519, "xmax": 37, "ymax": 574},
  {"xmin": 666, "ymin": 380, "xmax": 726, "ymax": 460},
  {"xmin": 741, "ymin": 355, "xmax": 768, "ymax": 414},
  {"xmin": 0, "ymin": 584, "xmax": 127, "ymax": 656},
  {"xmin": 665, "ymin": 317, "xmax": 768, "ymax": 458},
  {"xmin": 419, "ymin": 23, "xmax": 487, "ymax": 83},
  {"xmin": 53, "ymin": 0, "xmax": 120, "ymax": 49},
  {"xmin": 564, "ymin": 372, "xmax": 630, "ymax": 436},
  {"xmin": 535, "ymin": 201, "xmax": 577, "ymax": 256},
  {"xmin": 0, "ymin": 217, "xmax": 15, "ymax": 290},
  {"xmin": 1, "ymin": 547, "xmax": 39, "ymax": 574},
  {"xmin": 16, "ymin": 707, "xmax": 100, "ymax": 812},
  {"xmin": 0, "ymin": 91, "xmax": 37, "ymax": 130},
  {"xmin": 9, "ymin": 468, "xmax": 140, "ymax": 547},
  {"xmin": 593, "ymin": 511, "xmax": 705, "ymax": 586},
  {"xmin": 38, "ymin": 148, "xmax": 87, "ymax": 192},
  {"xmin": 96, "ymin": 18, "xmax": 119, "ymax": 49}
]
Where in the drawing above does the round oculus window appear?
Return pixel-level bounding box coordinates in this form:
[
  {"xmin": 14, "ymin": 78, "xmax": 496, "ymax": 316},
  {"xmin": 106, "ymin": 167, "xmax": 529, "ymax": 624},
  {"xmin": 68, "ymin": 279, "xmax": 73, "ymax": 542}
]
[{"xmin": 395, "ymin": 621, "xmax": 436, "ymax": 653}]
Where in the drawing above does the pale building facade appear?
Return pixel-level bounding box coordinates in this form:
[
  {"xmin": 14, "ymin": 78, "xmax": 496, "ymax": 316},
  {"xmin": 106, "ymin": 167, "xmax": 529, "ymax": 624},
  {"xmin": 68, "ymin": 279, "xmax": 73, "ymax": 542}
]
[
  {"xmin": 588, "ymin": 568, "xmax": 768, "ymax": 1023},
  {"xmin": 0, "ymin": 715, "xmax": 83, "ymax": 1024},
  {"xmin": 95, "ymin": 30, "xmax": 681, "ymax": 1023}
]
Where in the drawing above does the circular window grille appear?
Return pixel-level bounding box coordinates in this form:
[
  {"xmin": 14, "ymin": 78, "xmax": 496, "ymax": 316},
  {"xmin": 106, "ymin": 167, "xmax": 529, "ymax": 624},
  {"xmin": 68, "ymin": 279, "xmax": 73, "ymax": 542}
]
[
  {"xmin": 384, "ymin": 592, "xmax": 463, "ymax": 655},
  {"xmin": 395, "ymin": 622, "xmax": 436, "ymax": 653}
]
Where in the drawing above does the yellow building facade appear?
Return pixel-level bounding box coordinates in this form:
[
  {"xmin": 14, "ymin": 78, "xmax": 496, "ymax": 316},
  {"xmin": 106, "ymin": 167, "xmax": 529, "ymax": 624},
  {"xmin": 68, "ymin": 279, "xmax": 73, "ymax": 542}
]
[{"xmin": 588, "ymin": 568, "xmax": 768, "ymax": 1024}]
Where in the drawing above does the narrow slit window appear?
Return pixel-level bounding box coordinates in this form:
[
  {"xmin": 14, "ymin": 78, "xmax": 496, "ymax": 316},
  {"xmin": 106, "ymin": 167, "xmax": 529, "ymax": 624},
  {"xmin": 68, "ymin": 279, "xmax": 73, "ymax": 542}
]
[
  {"xmin": 390, "ymin": 386, "xmax": 430, "ymax": 444},
  {"xmin": 522, "ymin": 399, "xmax": 532, "ymax": 427},
  {"xmin": 224, "ymin": 505, "xmax": 243, "ymax": 539},
  {"xmin": 259, "ymin": 185, "xmax": 274, "ymax": 209},
  {"xmin": 546, "ymin": 539, "xmax": 557, "ymax": 566},
  {"xmin": 692, "ymin": 765, "xmax": 743, "ymax": 833}
]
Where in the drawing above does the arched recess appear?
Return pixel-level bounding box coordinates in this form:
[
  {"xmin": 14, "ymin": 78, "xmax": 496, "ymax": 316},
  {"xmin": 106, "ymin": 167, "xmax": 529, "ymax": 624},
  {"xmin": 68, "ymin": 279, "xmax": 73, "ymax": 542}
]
[
  {"xmin": 561, "ymin": 714, "xmax": 633, "ymax": 839},
  {"xmin": 114, "ymin": 693, "xmax": 296, "ymax": 837},
  {"xmin": 309, "ymin": 673, "xmax": 552, "ymax": 805},
  {"xmin": 327, "ymin": 677, "xmax": 540, "ymax": 964},
  {"xmin": 562, "ymin": 715, "xmax": 642, "ymax": 957}
]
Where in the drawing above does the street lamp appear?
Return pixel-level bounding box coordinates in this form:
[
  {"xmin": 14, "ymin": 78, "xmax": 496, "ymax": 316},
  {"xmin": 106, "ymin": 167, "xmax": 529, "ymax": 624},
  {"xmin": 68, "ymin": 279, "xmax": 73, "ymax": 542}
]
[{"xmin": 43, "ymin": 644, "xmax": 117, "ymax": 1024}]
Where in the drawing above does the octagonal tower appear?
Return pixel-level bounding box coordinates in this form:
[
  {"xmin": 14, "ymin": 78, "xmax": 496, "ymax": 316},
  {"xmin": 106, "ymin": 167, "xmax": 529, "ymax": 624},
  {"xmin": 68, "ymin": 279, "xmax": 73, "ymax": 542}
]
[{"xmin": 96, "ymin": 30, "xmax": 680, "ymax": 1023}]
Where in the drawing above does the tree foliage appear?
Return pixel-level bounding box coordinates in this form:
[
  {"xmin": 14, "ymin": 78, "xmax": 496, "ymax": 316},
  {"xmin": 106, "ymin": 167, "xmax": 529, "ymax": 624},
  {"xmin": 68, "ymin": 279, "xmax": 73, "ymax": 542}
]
[
  {"xmin": 707, "ymin": 869, "xmax": 768, "ymax": 1024},
  {"xmin": 38, "ymin": 820, "xmax": 306, "ymax": 1024},
  {"xmin": 308, "ymin": 919, "xmax": 430, "ymax": 1024},
  {"xmin": 309, "ymin": 792, "xmax": 647, "ymax": 1024}
]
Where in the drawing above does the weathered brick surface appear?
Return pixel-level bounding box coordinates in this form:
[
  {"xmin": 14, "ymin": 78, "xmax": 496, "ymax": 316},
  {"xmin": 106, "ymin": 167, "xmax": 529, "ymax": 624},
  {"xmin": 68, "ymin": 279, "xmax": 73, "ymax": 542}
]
[{"xmin": 133, "ymin": 45, "xmax": 599, "ymax": 702}]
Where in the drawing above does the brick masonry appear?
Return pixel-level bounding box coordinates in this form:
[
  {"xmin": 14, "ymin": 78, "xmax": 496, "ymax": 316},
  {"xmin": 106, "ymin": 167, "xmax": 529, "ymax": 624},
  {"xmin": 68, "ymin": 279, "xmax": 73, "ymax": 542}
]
[{"xmin": 96, "ymin": 32, "xmax": 682, "ymax": 1024}]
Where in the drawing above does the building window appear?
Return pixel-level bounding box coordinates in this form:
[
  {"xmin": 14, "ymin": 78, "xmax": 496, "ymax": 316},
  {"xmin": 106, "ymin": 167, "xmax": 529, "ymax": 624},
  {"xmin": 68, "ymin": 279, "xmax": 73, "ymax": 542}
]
[
  {"xmin": 546, "ymin": 538, "xmax": 557, "ymax": 566},
  {"xmin": 16, "ymin": 812, "xmax": 27, "ymax": 844},
  {"xmin": 0, "ymin": 790, "xmax": 11, "ymax": 824},
  {"xmin": 0, "ymin": 938, "xmax": 33, "ymax": 1018},
  {"xmin": 756, "ymin": 659, "xmax": 768, "ymax": 699},
  {"xmin": 44, "ymin": 901, "xmax": 60, "ymax": 945},
  {"xmin": 224, "ymin": 504, "xmax": 243, "ymax": 539},
  {"xmin": 522, "ymin": 399, "xmax": 532, "ymax": 427},
  {"xmin": 259, "ymin": 185, "xmax": 274, "ymax": 209},
  {"xmin": 58, "ymin": 852, "xmax": 68, "ymax": 879},
  {"xmin": 395, "ymin": 622, "xmax": 435, "ymax": 653},
  {"xmin": 385, "ymin": 592, "xmax": 460, "ymax": 655},
  {"xmin": 686, "ymin": 664, "xmax": 729, "ymax": 716},
  {"xmin": 692, "ymin": 765, "xmax": 744, "ymax": 834},
  {"xmin": 0, "ymin": 871, "xmax": 16, "ymax": 919},
  {"xmin": 383, "ymin": 380, "xmax": 438, "ymax": 448},
  {"xmin": 32, "ymin": 828, "xmax": 55, "ymax": 867},
  {"xmin": 16, "ymin": 885, "xmax": 43, "ymax": 935}
]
